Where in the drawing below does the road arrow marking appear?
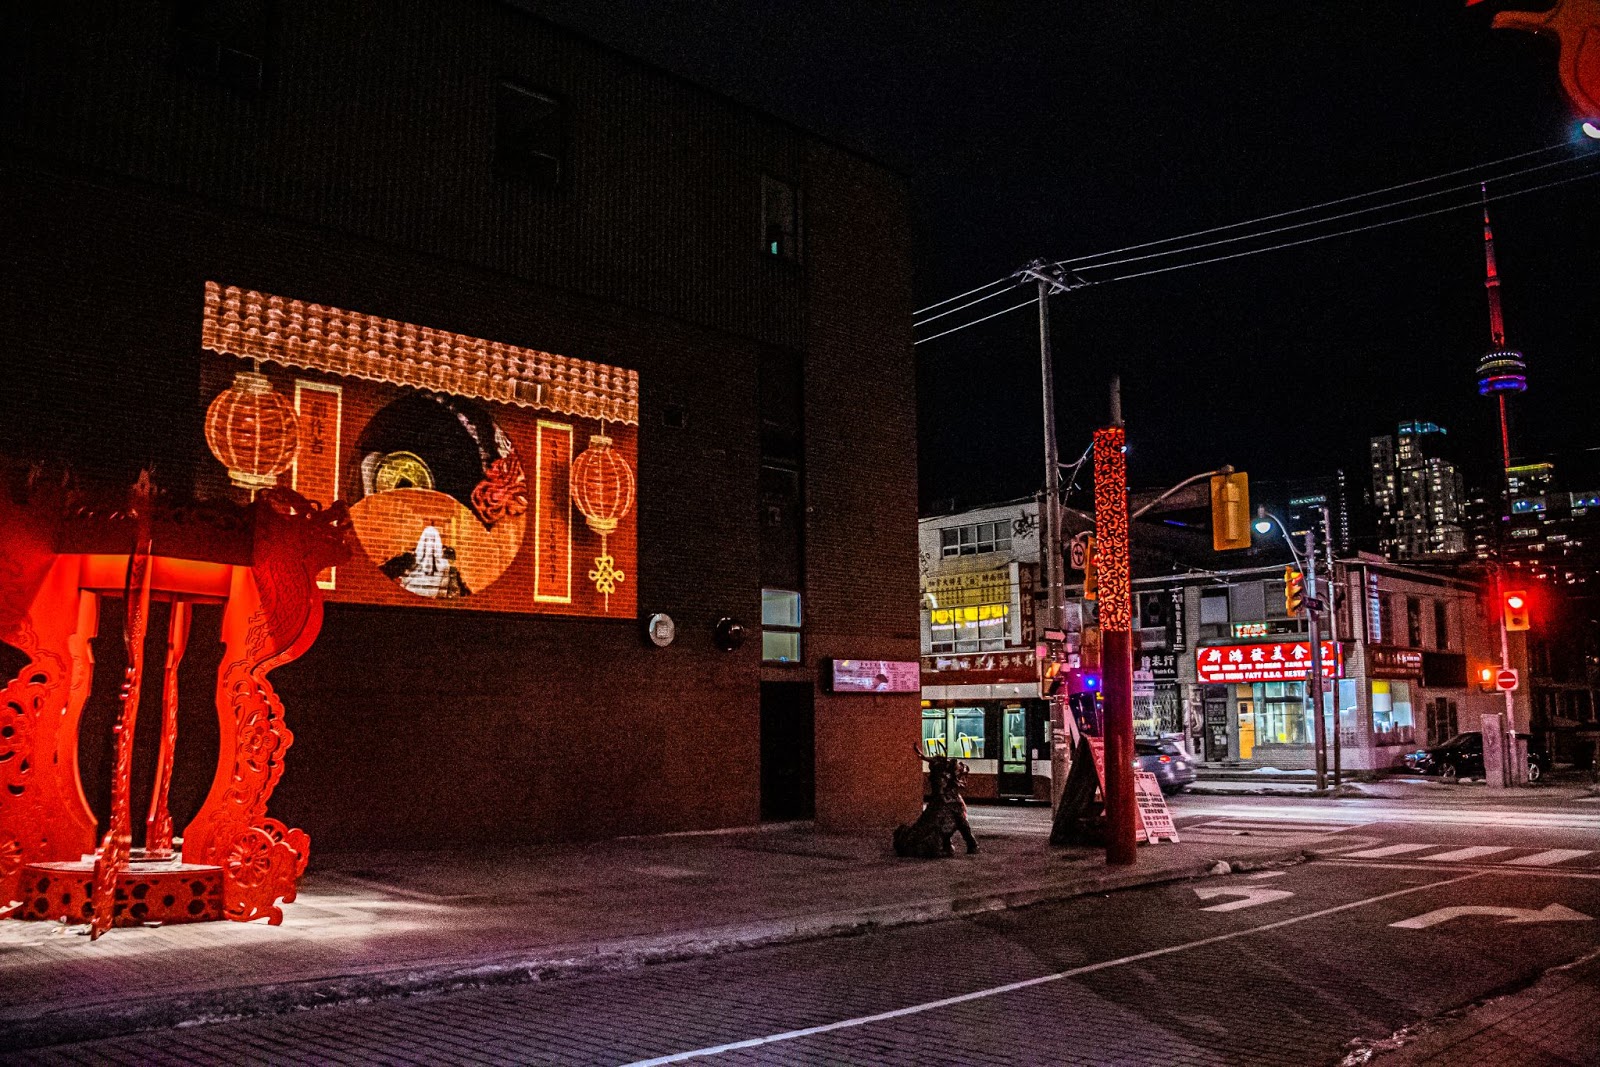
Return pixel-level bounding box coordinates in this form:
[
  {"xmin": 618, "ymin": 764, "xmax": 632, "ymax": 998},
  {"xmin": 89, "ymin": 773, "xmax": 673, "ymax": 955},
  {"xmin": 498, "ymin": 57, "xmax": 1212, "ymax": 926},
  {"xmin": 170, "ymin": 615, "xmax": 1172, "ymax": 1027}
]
[
  {"xmin": 1391, "ymin": 903, "xmax": 1593, "ymax": 929},
  {"xmin": 1193, "ymin": 886, "xmax": 1296, "ymax": 912}
]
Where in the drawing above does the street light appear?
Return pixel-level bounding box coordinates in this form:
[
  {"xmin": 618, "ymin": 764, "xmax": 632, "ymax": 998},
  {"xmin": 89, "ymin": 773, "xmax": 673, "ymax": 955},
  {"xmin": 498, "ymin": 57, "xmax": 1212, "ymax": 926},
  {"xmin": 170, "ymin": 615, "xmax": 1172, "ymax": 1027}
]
[{"xmin": 1254, "ymin": 506, "xmax": 1328, "ymax": 790}]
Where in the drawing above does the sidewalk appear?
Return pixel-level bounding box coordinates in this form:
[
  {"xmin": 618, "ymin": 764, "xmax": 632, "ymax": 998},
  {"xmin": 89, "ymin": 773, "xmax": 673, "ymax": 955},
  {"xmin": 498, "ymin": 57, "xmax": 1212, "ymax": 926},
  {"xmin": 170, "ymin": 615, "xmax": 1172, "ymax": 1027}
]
[
  {"xmin": 1364, "ymin": 948, "xmax": 1600, "ymax": 1065},
  {"xmin": 0, "ymin": 811, "xmax": 1303, "ymax": 1052}
]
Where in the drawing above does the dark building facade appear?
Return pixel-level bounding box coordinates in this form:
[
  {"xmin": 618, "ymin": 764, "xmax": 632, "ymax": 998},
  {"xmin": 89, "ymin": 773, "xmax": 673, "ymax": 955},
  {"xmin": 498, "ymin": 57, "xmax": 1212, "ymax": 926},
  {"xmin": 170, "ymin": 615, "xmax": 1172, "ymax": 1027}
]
[{"xmin": 1, "ymin": 2, "xmax": 920, "ymax": 847}]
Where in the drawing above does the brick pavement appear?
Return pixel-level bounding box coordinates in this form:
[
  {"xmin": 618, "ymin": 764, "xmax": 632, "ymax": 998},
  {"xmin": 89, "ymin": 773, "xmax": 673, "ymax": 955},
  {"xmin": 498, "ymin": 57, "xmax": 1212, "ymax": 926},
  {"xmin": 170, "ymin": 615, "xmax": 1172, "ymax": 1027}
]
[
  {"xmin": 1370, "ymin": 948, "xmax": 1600, "ymax": 1066},
  {"xmin": 0, "ymin": 809, "xmax": 1306, "ymax": 1051}
]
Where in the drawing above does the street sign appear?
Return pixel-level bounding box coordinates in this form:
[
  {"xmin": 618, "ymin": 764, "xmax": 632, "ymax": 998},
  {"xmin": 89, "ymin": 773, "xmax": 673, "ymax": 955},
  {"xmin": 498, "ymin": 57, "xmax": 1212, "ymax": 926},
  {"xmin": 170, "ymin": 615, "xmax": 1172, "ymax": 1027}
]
[{"xmin": 1495, "ymin": 667, "xmax": 1519, "ymax": 692}]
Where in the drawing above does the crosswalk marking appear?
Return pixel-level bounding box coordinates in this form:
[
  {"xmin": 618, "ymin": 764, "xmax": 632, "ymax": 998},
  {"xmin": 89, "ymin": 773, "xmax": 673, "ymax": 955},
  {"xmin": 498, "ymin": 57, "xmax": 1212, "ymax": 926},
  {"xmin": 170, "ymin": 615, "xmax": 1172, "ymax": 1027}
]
[
  {"xmin": 1342, "ymin": 843, "xmax": 1434, "ymax": 859},
  {"xmin": 1190, "ymin": 819, "xmax": 1352, "ymax": 834},
  {"xmin": 1502, "ymin": 849, "xmax": 1593, "ymax": 867},
  {"xmin": 1418, "ymin": 846, "xmax": 1516, "ymax": 863}
]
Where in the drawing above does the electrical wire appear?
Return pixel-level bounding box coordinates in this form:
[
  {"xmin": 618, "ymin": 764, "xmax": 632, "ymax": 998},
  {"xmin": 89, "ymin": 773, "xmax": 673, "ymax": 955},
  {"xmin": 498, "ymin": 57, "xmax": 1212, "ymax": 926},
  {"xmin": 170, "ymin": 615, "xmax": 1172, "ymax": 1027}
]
[
  {"xmin": 914, "ymin": 274, "xmax": 1014, "ymax": 316},
  {"xmin": 1072, "ymin": 151, "xmax": 1593, "ymax": 274},
  {"xmin": 912, "ymin": 154, "xmax": 1599, "ymax": 344},
  {"xmin": 1050, "ymin": 141, "xmax": 1572, "ymax": 269},
  {"xmin": 913, "ymin": 294, "xmax": 1038, "ymax": 345},
  {"xmin": 1099, "ymin": 164, "xmax": 1600, "ymax": 285},
  {"xmin": 914, "ymin": 281, "xmax": 1024, "ymax": 326}
]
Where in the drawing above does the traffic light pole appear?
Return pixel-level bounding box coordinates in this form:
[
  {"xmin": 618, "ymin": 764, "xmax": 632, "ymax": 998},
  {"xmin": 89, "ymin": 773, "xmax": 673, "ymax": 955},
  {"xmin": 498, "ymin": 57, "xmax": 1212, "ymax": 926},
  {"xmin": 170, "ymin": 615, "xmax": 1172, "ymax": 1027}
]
[
  {"xmin": 1305, "ymin": 528, "xmax": 1327, "ymax": 791},
  {"xmin": 1322, "ymin": 506, "xmax": 1341, "ymax": 788}
]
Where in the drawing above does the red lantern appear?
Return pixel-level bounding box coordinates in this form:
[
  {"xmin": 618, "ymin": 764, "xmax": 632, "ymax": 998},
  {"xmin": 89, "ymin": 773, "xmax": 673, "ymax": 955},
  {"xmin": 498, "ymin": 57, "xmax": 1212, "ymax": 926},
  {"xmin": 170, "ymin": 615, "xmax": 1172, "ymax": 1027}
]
[
  {"xmin": 205, "ymin": 371, "xmax": 300, "ymax": 491},
  {"xmin": 570, "ymin": 433, "xmax": 635, "ymax": 608}
]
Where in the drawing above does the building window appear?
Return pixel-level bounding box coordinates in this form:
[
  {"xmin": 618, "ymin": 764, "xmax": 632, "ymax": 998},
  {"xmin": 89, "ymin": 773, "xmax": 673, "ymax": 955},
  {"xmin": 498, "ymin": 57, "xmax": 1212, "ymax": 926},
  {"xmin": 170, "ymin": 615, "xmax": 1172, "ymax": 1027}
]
[
  {"xmin": 761, "ymin": 588, "xmax": 802, "ymax": 663},
  {"xmin": 1406, "ymin": 597, "xmax": 1423, "ymax": 648},
  {"xmin": 496, "ymin": 81, "xmax": 565, "ymax": 188},
  {"xmin": 1200, "ymin": 589, "xmax": 1229, "ymax": 625},
  {"xmin": 1371, "ymin": 680, "xmax": 1416, "ymax": 744},
  {"xmin": 761, "ymin": 175, "xmax": 799, "ymax": 261},
  {"xmin": 921, "ymin": 706, "xmax": 986, "ymax": 758},
  {"xmin": 939, "ymin": 520, "xmax": 1012, "ymax": 558},
  {"xmin": 1256, "ymin": 681, "xmax": 1311, "ymax": 745},
  {"xmin": 173, "ymin": 0, "xmax": 269, "ymax": 93},
  {"xmin": 1426, "ymin": 697, "xmax": 1458, "ymax": 746},
  {"xmin": 1433, "ymin": 599, "xmax": 1450, "ymax": 651},
  {"xmin": 928, "ymin": 604, "xmax": 1008, "ymax": 653}
]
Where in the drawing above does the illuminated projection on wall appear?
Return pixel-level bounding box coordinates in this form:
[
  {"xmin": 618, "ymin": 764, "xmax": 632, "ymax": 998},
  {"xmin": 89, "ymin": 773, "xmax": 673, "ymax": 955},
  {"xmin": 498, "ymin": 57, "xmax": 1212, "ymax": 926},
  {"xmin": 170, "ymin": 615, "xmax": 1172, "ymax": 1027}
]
[{"xmin": 198, "ymin": 282, "xmax": 638, "ymax": 618}]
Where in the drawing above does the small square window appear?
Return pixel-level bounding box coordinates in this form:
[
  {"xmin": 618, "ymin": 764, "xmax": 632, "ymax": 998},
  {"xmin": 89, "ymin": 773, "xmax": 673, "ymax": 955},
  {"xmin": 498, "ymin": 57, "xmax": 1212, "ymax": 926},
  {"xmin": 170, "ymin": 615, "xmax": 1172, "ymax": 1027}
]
[
  {"xmin": 761, "ymin": 589, "xmax": 802, "ymax": 628},
  {"xmin": 762, "ymin": 630, "xmax": 801, "ymax": 663},
  {"xmin": 496, "ymin": 81, "xmax": 565, "ymax": 189},
  {"xmin": 761, "ymin": 175, "xmax": 799, "ymax": 261}
]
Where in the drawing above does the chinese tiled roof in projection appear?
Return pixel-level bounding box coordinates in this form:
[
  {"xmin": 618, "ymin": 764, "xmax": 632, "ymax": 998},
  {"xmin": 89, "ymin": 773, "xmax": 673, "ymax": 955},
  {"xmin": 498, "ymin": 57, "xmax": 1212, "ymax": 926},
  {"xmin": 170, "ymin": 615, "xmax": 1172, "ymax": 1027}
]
[{"xmin": 199, "ymin": 282, "xmax": 637, "ymax": 618}]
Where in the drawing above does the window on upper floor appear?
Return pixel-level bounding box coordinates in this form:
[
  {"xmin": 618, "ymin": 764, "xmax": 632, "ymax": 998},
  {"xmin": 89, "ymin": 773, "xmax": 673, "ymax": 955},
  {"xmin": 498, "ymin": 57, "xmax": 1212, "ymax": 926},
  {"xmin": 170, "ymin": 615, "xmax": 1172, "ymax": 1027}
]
[
  {"xmin": 761, "ymin": 175, "xmax": 800, "ymax": 261},
  {"xmin": 1433, "ymin": 599, "xmax": 1450, "ymax": 651},
  {"xmin": 496, "ymin": 81, "xmax": 565, "ymax": 189},
  {"xmin": 173, "ymin": 0, "xmax": 269, "ymax": 94},
  {"xmin": 939, "ymin": 520, "xmax": 1011, "ymax": 558},
  {"xmin": 1406, "ymin": 596, "xmax": 1423, "ymax": 648}
]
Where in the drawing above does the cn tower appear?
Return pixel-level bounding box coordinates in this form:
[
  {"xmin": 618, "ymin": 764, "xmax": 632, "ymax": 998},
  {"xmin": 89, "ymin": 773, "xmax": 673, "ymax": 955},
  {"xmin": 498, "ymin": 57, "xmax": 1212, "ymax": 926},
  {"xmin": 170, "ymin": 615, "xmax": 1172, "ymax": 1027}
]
[{"xmin": 1475, "ymin": 182, "xmax": 1528, "ymax": 471}]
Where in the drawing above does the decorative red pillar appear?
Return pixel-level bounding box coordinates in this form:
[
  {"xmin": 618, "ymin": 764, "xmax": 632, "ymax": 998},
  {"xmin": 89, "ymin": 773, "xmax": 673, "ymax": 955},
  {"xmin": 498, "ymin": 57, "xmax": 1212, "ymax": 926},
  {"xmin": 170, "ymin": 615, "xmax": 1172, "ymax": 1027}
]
[{"xmin": 1093, "ymin": 425, "xmax": 1137, "ymax": 866}]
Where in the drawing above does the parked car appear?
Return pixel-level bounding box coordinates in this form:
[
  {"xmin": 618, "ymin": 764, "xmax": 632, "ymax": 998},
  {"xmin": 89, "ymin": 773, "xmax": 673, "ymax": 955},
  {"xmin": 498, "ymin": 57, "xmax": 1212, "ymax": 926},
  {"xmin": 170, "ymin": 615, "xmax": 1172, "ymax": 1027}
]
[
  {"xmin": 1134, "ymin": 739, "xmax": 1197, "ymax": 794},
  {"xmin": 1404, "ymin": 731, "xmax": 1551, "ymax": 783}
]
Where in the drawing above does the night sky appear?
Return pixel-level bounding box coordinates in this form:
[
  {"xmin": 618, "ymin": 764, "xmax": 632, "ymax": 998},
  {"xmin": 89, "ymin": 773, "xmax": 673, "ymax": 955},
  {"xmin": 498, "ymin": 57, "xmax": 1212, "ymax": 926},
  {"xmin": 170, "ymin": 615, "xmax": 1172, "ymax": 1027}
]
[{"xmin": 521, "ymin": 1, "xmax": 1599, "ymax": 512}]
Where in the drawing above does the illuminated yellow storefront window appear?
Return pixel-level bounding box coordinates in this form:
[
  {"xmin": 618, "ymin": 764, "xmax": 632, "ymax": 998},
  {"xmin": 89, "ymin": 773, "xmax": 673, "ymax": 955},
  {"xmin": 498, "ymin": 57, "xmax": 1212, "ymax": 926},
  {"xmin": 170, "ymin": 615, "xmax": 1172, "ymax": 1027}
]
[{"xmin": 928, "ymin": 603, "xmax": 1009, "ymax": 653}]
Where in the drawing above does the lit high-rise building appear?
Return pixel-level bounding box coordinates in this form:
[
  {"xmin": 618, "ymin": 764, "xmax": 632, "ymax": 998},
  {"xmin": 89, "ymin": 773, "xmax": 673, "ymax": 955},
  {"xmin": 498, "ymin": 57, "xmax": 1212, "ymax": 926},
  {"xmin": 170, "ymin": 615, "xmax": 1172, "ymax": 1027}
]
[{"xmin": 1370, "ymin": 420, "xmax": 1468, "ymax": 560}]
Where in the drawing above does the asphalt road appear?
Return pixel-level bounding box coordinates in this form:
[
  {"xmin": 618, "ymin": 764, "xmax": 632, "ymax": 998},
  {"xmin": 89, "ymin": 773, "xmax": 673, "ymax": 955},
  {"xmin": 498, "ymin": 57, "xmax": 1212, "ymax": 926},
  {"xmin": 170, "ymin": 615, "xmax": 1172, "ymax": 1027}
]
[{"xmin": 8, "ymin": 796, "xmax": 1600, "ymax": 1067}]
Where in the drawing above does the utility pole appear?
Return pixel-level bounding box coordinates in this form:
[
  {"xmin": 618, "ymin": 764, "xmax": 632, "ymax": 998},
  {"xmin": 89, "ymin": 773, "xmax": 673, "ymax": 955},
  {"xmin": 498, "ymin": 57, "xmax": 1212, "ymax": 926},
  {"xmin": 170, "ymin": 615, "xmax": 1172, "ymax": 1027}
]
[
  {"xmin": 1096, "ymin": 377, "xmax": 1137, "ymax": 865},
  {"xmin": 1022, "ymin": 260, "xmax": 1073, "ymax": 810},
  {"xmin": 1305, "ymin": 527, "xmax": 1327, "ymax": 791},
  {"xmin": 1322, "ymin": 505, "xmax": 1341, "ymax": 788}
]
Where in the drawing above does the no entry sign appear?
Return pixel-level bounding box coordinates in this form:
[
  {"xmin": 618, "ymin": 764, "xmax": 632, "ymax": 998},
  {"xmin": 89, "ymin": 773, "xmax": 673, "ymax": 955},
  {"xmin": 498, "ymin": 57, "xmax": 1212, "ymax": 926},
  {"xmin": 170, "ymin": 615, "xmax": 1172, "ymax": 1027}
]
[{"xmin": 1495, "ymin": 668, "xmax": 1519, "ymax": 692}]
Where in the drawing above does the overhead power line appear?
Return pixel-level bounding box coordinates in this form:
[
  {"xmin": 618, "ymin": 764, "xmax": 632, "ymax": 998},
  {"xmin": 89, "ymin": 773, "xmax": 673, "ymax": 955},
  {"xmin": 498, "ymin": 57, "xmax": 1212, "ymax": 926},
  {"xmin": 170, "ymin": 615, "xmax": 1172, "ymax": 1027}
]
[
  {"xmin": 913, "ymin": 274, "xmax": 1014, "ymax": 316},
  {"xmin": 1097, "ymin": 164, "xmax": 1600, "ymax": 285},
  {"xmin": 1073, "ymin": 151, "xmax": 1593, "ymax": 274},
  {"xmin": 1051, "ymin": 141, "xmax": 1573, "ymax": 269},
  {"xmin": 912, "ymin": 161, "xmax": 1600, "ymax": 345}
]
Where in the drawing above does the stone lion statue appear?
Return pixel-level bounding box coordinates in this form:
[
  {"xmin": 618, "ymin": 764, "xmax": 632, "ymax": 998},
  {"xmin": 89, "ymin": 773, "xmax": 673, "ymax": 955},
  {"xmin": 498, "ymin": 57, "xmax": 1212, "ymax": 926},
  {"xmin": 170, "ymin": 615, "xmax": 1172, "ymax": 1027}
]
[{"xmin": 894, "ymin": 750, "xmax": 978, "ymax": 858}]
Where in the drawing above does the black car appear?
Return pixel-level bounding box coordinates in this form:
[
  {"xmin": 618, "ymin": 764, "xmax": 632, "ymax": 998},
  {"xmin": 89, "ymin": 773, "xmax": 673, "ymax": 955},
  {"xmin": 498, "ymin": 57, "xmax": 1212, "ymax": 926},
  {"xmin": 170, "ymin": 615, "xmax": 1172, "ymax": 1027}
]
[
  {"xmin": 1134, "ymin": 739, "xmax": 1197, "ymax": 794},
  {"xmin": 1404, "ymin": 731, "xmax": 1551, "ymax": 783}
]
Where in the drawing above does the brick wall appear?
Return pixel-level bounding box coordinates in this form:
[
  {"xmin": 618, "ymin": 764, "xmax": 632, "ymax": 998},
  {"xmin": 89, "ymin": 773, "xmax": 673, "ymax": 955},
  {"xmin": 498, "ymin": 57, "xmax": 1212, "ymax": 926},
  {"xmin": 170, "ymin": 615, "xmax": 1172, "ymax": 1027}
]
[{"xmin": 0, "ymin": 1, "xmax": 918, "ymax": 846}]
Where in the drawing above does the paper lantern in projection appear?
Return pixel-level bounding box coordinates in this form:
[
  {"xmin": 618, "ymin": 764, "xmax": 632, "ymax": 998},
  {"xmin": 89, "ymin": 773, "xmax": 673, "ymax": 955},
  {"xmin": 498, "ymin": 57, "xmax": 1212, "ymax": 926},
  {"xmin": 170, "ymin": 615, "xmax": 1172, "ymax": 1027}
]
[
  {"xmin": 205, "ymin": 371, "xmax": 301, "ymax": 491},
  {"xmin": 570, "ymin": 433, "xmax": 635, "ymax": 608}
]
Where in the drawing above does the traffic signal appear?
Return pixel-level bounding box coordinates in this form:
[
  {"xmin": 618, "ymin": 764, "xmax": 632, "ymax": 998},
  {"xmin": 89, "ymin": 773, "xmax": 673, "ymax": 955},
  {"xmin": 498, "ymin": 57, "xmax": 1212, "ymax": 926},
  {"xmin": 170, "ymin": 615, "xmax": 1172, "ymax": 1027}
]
[
  {"xmin": 1042, "ymin": 657, "xmax": 1065, "ymax": 697},
  {"xmin": 1284, "ymin": 567, "xmax": 1304, "ymax": 616},
  {"xmin": 1210, "ymin": 471, "xmax": 1251, "ymax": 551},
  {"xmin": 1083, "ymin": 535, "xmax": 1098, "ymax": 601},
  {"xmin": 1503, "ymin": 589, "xmax": 1531, "ymax": 632},
  {"xmin": 1477, "ymin": 665, "xmax": 1497, "ymax": 692}
]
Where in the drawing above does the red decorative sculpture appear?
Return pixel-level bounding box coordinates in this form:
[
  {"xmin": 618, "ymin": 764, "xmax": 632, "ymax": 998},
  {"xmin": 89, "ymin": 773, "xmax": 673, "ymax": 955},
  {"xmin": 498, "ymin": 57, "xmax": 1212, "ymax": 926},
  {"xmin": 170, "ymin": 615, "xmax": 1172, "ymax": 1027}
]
[{"xmin": 0, "ymin": 473, "xmax": 348, "ymax": 935}]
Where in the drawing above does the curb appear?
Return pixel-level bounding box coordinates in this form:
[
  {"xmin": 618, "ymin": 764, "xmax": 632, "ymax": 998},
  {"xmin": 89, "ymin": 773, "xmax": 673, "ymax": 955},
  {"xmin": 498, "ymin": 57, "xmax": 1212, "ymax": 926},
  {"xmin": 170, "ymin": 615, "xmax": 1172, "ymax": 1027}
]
[{"xmin": 0, "ymin": 846, "xmax": 1306, "ymax": 1051}]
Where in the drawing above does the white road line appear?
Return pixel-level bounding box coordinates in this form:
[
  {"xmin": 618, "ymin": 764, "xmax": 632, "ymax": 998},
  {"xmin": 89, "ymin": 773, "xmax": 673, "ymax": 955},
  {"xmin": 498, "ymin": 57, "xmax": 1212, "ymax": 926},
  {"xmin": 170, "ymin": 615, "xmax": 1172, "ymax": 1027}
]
[
  {"xmin": 1196, "ymin": 825, "xmax": 1356, "ymax": 838},
  {"xmin": 1335, "ymin": 844, "xmax": 1435, "ymax": 859},
  {"xmin": 1419, "ymin": 846, "xmax": 1516, "ymax": 863},
  {"xmin": 1503, "ymin": 849, "xmax": 1594, "ymax": 867},
  {"xmin": 1325, "ymin": 859, "xmax": 1600, "ymax": 879},
  {"xmin": 618, "ymin": 873, "xmax": 1485, "ymax": 1066}
]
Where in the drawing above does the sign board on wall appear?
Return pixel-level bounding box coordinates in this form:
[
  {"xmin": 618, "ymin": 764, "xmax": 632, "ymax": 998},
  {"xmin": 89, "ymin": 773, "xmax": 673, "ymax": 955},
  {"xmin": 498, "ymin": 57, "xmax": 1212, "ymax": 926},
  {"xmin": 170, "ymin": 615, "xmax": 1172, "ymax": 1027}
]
[
  {"xmin": 1367, "ymin": 646, "xmax": 1424, "ymax": 680},
  {"xmin": 1195, "ymin": 641, "xmax": 1341, "ymax": 684},
  {"xmin": 923, "ymin": 568, "xmax": 1012, "ymax": 609},
  {"xmin": 827, "ymin": 659, "xmax": 920, "ymax": 693},
  {"xmin": 920, "ymin": 649, "xmax": 1038, "ymax": 686},
  {"xmin": 198, "ymin": 282, "xmax": 638, "ymax": 618}
]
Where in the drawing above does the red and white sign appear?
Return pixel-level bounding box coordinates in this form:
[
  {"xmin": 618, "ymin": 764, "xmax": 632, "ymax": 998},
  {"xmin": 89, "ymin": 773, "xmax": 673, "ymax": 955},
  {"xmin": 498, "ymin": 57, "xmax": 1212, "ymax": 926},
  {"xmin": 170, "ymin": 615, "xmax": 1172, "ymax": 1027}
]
[
  {"xmin": 1495, "ymin": 667, "xmax": 1519, "ymax": 692},
  {"xmin": 1195, "ymin": 641, "xmax": 1341, "ymax": 684},
  {"xmin": 827, "ymin": 659, "xmax": 920, "ymax": 693}
]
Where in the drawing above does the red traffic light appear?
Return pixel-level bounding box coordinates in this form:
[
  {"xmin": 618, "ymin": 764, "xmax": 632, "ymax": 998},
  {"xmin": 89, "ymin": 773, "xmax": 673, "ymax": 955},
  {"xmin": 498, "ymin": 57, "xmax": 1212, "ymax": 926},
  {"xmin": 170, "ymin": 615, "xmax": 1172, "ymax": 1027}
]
[{"xmin": 1503, "ymin": 589, "xmax": 1531, "ymax": 632}]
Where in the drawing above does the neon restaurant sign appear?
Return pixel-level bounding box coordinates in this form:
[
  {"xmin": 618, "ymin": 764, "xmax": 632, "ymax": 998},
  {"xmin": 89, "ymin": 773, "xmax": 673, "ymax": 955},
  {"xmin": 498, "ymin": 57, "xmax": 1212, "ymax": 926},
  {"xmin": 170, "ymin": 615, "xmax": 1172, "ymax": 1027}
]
[
  {"xmin": 1196, "ymin": 641, "xmax": 1341, "ymax": 684},
  {"xmin": 199, "ymin": 282, "xmax": 639, "ymax": 617}
]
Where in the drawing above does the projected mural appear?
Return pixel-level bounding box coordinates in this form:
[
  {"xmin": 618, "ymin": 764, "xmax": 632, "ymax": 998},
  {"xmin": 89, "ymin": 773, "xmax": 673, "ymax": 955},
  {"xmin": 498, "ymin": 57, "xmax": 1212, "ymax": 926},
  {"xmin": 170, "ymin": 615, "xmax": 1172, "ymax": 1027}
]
[{"xmin": 198, "ymin": 282, "xmax": 639, "ymax": 618}]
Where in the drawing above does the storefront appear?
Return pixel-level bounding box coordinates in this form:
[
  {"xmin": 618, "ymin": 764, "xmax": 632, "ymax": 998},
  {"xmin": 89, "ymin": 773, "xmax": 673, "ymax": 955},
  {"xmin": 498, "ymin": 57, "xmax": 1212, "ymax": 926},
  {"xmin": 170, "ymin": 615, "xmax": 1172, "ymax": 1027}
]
[{"xmin": 1195, "ymin": 639, "xmax": 1341, "ymax": 769}]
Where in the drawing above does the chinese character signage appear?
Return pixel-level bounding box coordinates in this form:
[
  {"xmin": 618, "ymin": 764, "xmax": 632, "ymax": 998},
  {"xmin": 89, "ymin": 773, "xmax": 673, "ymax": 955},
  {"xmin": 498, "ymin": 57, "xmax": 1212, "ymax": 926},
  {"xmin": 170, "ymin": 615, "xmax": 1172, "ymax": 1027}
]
[
  {"xmin": 827, "ymin": 659, "xmax": 920, "ymax": 693},
  {"xmin": 920, "ymin": 650, "xmax": 1038, "ymax": 687},
  {"xmin": 923, "ymin": 568, "xmax": 1012, "ymax": 609},
  {"xmin": 1195, "ymin": 641, "xmax": 1341, "ymax": 683}
]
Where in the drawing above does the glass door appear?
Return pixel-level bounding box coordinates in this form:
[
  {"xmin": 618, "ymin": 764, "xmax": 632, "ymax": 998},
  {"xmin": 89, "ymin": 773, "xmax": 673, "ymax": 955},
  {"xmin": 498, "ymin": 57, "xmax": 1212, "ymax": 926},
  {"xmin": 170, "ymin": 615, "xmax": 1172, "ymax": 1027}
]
[{"xmin": 998, "ymin": 704, "xmax": 1030, "ymax": 796}]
